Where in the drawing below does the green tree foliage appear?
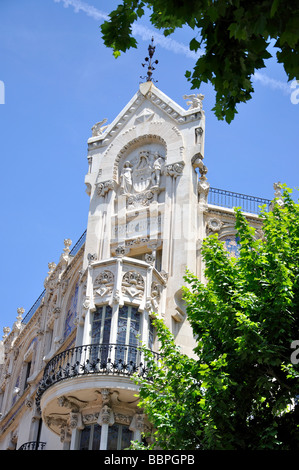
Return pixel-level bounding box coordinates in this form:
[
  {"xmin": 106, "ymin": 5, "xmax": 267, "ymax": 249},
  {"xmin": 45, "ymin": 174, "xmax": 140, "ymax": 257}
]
[
  {"xmin": 133, "ymin": 186, "xmax": 299, "ymax": 449},
  {"xmin": 101, "ymin": 0, "xmax": 299, "ymax": 123}
]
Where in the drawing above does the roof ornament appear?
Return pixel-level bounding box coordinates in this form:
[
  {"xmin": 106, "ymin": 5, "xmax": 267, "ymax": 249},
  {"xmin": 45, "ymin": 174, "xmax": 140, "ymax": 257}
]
[{"xmin": 141, "ymin": 37, "xmax": 158, "ymax": 83}]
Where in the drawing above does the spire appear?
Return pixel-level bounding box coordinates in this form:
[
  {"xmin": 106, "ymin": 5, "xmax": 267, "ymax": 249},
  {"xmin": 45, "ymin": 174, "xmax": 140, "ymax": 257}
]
[{"xmin": 141, "ymin": 37, "xmax": 158, "ymax": 83}]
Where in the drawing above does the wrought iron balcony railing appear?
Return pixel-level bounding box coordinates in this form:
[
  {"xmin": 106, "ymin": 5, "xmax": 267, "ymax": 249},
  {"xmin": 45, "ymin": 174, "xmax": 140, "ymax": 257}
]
[
  {"xmin": 36, "ymin": 343, "xmax": 159, "ymax": 408},
  {"xmin": 18, "ymin": 441, "xmax": 46, "ymax": 450},
  {"xmin": 208, "ymin": 187, "xmax": 271, "ymax": 214}
]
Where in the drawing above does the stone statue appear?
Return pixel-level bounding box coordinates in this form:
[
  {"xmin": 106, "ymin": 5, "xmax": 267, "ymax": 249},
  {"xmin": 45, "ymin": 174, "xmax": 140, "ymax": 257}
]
[{"xmin": 120, "ymin": 161, "xmax": 133, "ymax": 194}]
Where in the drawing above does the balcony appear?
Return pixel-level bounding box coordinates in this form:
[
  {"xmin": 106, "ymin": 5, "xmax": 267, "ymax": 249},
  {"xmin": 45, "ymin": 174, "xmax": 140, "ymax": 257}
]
[
  {"xmin": 18, "ymin": 441, "xmax": 46, "ymax": 450},
  {"xmin": 36, "ymin": 343, "xmax": 159, "ymax": 413},
  {"xmin": 208, "ymin": 187, "xmax": 271, "ymax": 214}
]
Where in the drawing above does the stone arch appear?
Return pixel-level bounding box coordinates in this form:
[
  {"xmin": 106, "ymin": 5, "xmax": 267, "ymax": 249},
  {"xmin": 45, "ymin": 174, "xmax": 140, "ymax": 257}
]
[
  {"xmin": 102, "ymin": 121, "xmax": 185, "ymax": 182},
  {"xmin": 113, "ymin": 134, "xmax": 167, "ymax": 182}
]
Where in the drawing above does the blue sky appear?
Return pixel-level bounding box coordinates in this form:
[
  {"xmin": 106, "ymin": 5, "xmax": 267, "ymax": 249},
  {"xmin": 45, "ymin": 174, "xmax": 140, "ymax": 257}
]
[{"xmin": 0, "ymin": 0, "xmax": 298, "ymax": 334}]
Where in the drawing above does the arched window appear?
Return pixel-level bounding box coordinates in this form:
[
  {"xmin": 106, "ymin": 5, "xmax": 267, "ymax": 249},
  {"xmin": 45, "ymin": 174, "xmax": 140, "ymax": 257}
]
[
  {"xmin": 222, "ymin": 235, "xmax": 240, "ymax": 259},
  {"xmin": 63, "ymin": 281, "xmax": 79, "ymax": 340}
]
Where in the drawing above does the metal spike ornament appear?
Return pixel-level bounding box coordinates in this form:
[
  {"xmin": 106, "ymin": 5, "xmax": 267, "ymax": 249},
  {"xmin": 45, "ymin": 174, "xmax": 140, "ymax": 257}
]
[{"xmin": 141, "ymin": 37, "xmax": 158, "ymax": 83}]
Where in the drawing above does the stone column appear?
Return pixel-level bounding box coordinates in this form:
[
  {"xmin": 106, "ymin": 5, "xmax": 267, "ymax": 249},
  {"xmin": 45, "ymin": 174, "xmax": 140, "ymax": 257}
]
[
  {"xmin": 97, "ymin": 405, "xmax": 115, "ymax": 450},
  {"xmin": 130, "ymin": 413, "xmax": 146, "ymax": 442},
  {"xmin": 69, "ymin": 411, "xmax": 84, "ymax": 450}
]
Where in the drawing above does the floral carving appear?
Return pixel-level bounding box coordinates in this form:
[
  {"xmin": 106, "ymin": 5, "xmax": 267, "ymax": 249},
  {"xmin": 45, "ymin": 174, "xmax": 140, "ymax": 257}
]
[
  {"xmin": 164, "ymin": 162, "xmax": 184, "ymax": 178},
  {"xmin": 122, "ymin": 271, "xmax": 145, "ymax": 298},
  {"xmin": 94, "ymin": 271, "xmax": 114, "ymax": 297}
]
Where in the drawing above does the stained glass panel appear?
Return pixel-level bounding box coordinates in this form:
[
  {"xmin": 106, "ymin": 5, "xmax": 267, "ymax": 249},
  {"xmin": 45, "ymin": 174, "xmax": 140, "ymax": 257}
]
[{"xmin": 63, "ymin": 282, "xmax": 79, "ymax": 340}]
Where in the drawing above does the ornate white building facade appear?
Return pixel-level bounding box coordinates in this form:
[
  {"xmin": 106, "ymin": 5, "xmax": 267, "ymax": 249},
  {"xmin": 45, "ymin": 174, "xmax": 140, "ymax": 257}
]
[{"xmin": 0, "ymin": 80, "xmax": 273, "ymax": 450}]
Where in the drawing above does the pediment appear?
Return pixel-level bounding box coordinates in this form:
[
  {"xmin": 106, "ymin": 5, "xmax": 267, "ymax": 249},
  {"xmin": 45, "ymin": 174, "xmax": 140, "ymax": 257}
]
[{"xmin": 88, "ymin": 82, "xmax": 204, "ymax": 151}]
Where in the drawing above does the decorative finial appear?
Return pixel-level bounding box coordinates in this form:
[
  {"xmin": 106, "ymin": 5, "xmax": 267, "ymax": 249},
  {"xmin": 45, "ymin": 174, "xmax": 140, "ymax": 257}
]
[{"xmin": 141, "ymin": 37, "xmax": 158, "ymax": 83}]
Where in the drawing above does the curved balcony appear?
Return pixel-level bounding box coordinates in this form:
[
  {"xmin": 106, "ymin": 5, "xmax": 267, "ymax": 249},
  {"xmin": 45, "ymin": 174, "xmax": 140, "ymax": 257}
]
[
  {"xmin": 18, "ymin": 441, "xmax": 46, "ymax": 450},
  {"xmin": 36, "ymin": 343, "xmax": 158, "ymax": 411}
]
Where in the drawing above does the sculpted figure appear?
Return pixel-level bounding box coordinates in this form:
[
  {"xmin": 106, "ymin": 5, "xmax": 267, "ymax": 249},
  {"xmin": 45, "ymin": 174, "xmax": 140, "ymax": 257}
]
[
  {"xmin": 151, "ymin": 152, "xmax": 164, "ymax": 187},
  {"xmin": 120, "ymin": 161, "xmax": 133, "ymax": 194}
]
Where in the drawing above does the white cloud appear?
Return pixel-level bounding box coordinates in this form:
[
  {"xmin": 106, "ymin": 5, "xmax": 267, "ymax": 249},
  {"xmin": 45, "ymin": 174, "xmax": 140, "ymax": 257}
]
[
  {"xmin": 253, "ymin": 71, "xmax": 291, "ymax": 95},
  {"xmin": 54, "ymin": 0, "xmax": 292, "ymax": 96},
  {"xmin": 54, "ymin": 0, "xmax": 108, "ymax": 21},
  {"xmin": 53, "ymin": 0, "xmax": 202, "ymax": 59}
]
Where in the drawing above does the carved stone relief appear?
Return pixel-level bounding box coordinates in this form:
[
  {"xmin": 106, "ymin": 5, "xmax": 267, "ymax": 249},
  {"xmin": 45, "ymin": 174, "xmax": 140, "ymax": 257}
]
[
  {"xmin": 94, "ymin": 270, "xmax": 115, "ymax": 297},
  {"xmin": 164, "ymin": 161, "xmax": 185, "ymax": 178},
  {"xmin": 151, "ymin": 281, "xmax": 162, "ymax": 309},
  {"xmin": 96, "ymin": 179, "xmax": 115, "ymax": 197},
  {"xmin": 119, "ymin": 148, "xmax": 166, "ymax": 209},
  {"xmin": 122, "ymin": 271, "xmax": 145, "ymax": 298}
]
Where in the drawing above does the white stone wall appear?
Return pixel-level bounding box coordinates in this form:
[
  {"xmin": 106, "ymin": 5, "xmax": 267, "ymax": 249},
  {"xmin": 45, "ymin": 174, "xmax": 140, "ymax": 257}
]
[{"xmin": 0, "ymin": 83, "xmax": 265, "ymax": 450}]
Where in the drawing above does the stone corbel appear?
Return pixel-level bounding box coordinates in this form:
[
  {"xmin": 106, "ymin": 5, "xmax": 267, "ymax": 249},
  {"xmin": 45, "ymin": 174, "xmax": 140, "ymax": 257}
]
[
  {"xmin": 96, "ymin": 179, "xmax": 115, "ymax": 197},
  {"xmin": 191, "ymin": 152, "xmax": 204, "ymax": 171},
  {"xmin": 58, "ymin": 395, "xmax": 88, "ymax": 413},
  {"xmin": 69, "ymin": 411, "xmax": 84, "ymax": 431},
  {"xmin": 60, "ymin": 425, "xmax": 72, "ymax": 444},
  {"xmin": 114, "ymin": 244, "xmax": 130, "ymax": 258},
  {"xmin": 129, "ymin": 413, "xmax": 147, "ymax": 441},
  {"xmin": 100, "ymin": 388, "xmax": 111, "ymax": 406},
  {"xmin": 197, "ymin": 173, "xmax": 210, "ymax": 208},
  {"xmin": 97, "ymin": 405, "xmax": 115, "ymax": 426}
]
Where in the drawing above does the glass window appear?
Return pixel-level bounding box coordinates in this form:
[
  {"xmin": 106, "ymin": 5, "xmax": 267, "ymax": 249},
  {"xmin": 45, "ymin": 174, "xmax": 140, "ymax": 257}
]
[
  {"xmin": 91, "ymin": 305, "xmax": 112, "ymax": 344},
  {"xmin": 116, "ymin": 305, "xmax": 140, "ymax": 346},
  {"xmin": 91, "ymin": 305, "xmax": 112, "ymax": 364},
  {"xmin": 107, "ymin": 424, "xmax": 133, "ymax": 450},
  {"xmin": 79, "ymin": 424, "xmax": 102, "ymax": 450},
  {"xmin": 116, "ymin": 305, "xmax": 140, "ymax": 367},
  {"xmin": 149, "ymin": 318, "xmax": 155, "ymax": 350}
]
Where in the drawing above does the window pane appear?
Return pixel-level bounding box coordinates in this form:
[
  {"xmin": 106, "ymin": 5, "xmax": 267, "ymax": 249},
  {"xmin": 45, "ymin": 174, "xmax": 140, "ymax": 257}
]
[
  {"xmin": 92, "ymin": 424, "xmax": 102, "ymax": 450},
  {"xmin": 129, "ymin": 307, "xmax": 140, "ymax": 347},
  {"xmin": 79, "ymin": 426, "xmax": 91, "ymax": 450},
  {"xmin": 102, "ymin": 306, "xmax": 112, "ymax": 344},
  {"xmin": 149, "ymin": 319, "xmax": 154, "ymax": 350},
  {"xmin": 91, "ymin": 307, "xmax": 103, "ymax": 343},
  {"xmin": 107, "ymin": 424, "xmax": 133, "ymax": 450},
  {"xmin": 121, "ymin": 426, "xmax": 133, "ymax": 449},
  {"xmin": 117, "ymin": 306, "xmax": 128, "ymax": 345},
  {"xmin": 107, "ymin": 424, "xmax": 119, "ymax": 450}
]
